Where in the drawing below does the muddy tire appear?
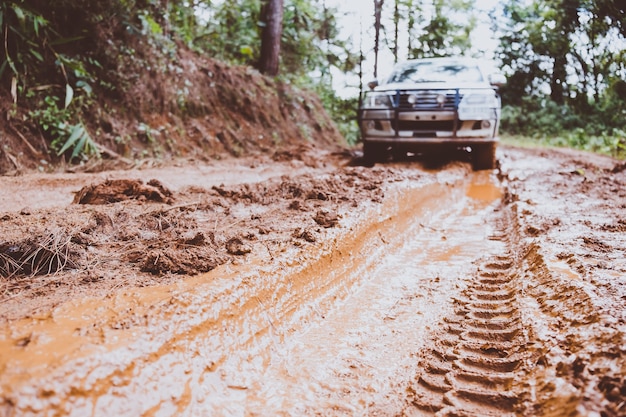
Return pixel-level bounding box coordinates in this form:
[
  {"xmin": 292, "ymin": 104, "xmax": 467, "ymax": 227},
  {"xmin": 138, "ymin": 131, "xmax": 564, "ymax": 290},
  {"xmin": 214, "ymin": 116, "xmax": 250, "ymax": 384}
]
[
  {"xmin": 422, "ymin": 148, "xmax": 450, "ymax": 168},
  {"xmin": 391, "ymin": 148, "xmax": 407, "ymax": 161},
  {"xmin": 363, "ymin": 142, "xmax": 385, "ymax": 166},
  {"xmin": 472, "ymin": 143, "xmax": 497, "ymax": 171}
]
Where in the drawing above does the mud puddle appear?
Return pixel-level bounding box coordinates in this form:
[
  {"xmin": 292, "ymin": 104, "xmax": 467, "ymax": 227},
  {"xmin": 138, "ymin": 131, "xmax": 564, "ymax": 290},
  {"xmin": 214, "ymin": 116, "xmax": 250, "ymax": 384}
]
[
  {"xmin": 0, "ymin": 166, "xmax": 503, "ymax": 416},
  {"xmin": 245, "ymin": 172, "xmax": 504, "ymax": 415},
  {"xmin": 2, "ymin": 145, "xmax": 626, "ymax": 416}
]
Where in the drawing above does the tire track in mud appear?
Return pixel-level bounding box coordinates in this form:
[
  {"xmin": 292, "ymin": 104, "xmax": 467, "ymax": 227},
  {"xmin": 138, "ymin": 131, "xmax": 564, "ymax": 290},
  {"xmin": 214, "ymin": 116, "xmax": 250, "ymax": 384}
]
[{"xmin": 405, "ymin": 215, "xmax": 527, "ymax": 416}]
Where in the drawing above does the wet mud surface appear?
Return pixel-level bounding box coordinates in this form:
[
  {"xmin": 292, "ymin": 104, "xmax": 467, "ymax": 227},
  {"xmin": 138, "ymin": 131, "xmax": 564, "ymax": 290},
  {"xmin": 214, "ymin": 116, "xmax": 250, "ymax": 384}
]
[{"xmin": 1, "ymin": 145, "xmax": 625, "ymax": 416}]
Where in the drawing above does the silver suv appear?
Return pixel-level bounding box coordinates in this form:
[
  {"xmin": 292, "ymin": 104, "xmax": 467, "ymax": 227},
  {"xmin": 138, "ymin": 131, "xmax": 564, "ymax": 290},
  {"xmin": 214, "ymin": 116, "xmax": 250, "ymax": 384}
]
[{"xmin": 358, "ymin": 57, "xmax": 505, "ymax": 170}]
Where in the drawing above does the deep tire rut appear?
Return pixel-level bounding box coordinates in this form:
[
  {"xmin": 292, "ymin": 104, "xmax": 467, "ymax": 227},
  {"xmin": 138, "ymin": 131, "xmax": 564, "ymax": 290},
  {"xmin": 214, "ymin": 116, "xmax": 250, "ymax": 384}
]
[{"xmin": 406, "ymin": 235, "xmax": 527, "ymax": 416}]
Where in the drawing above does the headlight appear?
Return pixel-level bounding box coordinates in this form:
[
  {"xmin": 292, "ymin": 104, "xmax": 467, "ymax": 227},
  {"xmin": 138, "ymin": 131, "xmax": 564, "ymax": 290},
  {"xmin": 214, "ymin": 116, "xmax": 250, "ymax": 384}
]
[
  {"xmin": 362, "ymin": 92, "xmax": 393, "ymax": 109},
  {"xmin": 458, "ymin": 92, "xmax": 498, "ymax": 120},
  {"xmin": 460, "ymin": 93, "xmax": 496, "ymax": 106}
]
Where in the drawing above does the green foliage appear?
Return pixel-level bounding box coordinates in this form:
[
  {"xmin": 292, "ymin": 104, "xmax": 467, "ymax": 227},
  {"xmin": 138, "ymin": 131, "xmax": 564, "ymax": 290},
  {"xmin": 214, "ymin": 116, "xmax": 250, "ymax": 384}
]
[
  {"xmin": 412, "ymin": 0, "xmax": 475, "ymax": 58},
  {"xmin": 381, "ymin": 0, "xmax": 474, "ymax": 60},
  {"xmin": 0, "ymin": 1, "xmax": 102, "ymax": 94},
  {"xmin": 504, "ymin": 130, "xmax": 626, "ymax": 159},
  {"xmin": 495, "ymin": 0, "xmax": 626, "ymax": 157},
  {"xmin": 496, "ymin": 0, "xmax": 626, "ymax": 109},
  {"xmin": 192, "ymin": 0, "xmax": 356, "ymax": 82},
  {"xmin": 27, "ymin": 93, "xmax": 99, "ymax": 161},
  {"xmin": 1, "ymin": 1, "xmax": 47, "ymax": 82},
  {"xmin": 1, "ymin": 0, "xmax": 106, "ymax": 162},
  {"xmin": 315, "ymin": 84, "xmax": 360, "ymax": 145},
  {"xmin": 53, "ymin": 122, "xmax": 99, "ymax": 161},
  {"xmin": 167, "ymin": 1, "xmax": 200, "ymax": 46},
  {"xmin": 500, "ymin": 95, "xmax": 626, "ymax": 158},
  {"xmin": 27, "ymin": 95, "xmax": 69, "ymax": 135},
  {"xmin": 193, "ymin": 0, "xmax": 262, "ymax": 65},
  {"xmin": 502, "ymin": 96, "xmax": 626, "ymax": 136}
]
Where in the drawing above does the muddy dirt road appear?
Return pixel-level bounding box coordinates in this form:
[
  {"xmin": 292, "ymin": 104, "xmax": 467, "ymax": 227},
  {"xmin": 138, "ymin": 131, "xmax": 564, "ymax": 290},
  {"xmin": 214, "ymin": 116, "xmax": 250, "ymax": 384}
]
[{"xmin": 1, "ymin": 145, "xmax": 625, "ymax": 416}]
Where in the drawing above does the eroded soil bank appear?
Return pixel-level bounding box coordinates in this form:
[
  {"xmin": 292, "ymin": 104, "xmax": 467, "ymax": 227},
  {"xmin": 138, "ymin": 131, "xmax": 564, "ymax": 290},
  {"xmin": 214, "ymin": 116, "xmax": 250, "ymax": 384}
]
[{"xmin": 1, "ymin": 145, "xmax": 625, "ymax": 416}]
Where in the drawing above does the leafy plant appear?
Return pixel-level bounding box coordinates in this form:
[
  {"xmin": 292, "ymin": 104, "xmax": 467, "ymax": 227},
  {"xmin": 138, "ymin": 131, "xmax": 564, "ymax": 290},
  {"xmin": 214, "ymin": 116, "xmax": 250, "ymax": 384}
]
[
  {"xmin": 2, "ymin": 1, "xmax": 105, "ymax": 163},
  {"xmin": 28, "ymin": 94, "xmax": 99, "ymax": 162},
  {"xmin": 52, "ymin": 121, "xmax": 99, "ymax": 161},
  {"xmin": 0, "ymin": 2, "xmax": 48, "ymax": 81}
]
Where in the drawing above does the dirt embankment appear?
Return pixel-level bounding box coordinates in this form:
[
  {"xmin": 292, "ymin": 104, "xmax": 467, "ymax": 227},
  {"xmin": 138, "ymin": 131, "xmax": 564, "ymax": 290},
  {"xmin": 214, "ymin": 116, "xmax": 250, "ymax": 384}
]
[
  {"xmin": 0, "ymin": 47, "xmax": 345, "ymax": 176},
  {"xmin": 0, "ymin": 145, "xmax": 625, "ymax": 416}
]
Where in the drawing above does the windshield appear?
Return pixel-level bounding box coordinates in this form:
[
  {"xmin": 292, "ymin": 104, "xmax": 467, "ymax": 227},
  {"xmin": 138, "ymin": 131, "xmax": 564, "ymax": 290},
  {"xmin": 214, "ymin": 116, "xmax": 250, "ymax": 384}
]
[{"xmin": 386, "ymin": 60, "xmax": 484, "ymax": 84}]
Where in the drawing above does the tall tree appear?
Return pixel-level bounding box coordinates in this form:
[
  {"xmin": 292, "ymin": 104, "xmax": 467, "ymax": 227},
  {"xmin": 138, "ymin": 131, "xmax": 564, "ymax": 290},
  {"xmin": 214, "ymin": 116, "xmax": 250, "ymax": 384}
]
[
  {"xmin": 373, "ymin": 0, "xmax": 384, "ymax": 78},
  {"xmin": 393, "ymin": 0, "xmax": 400, "ymax": 63},
  {"xmin": 493, "ymin": 1, "xmax": 546, "ymax": 105},
  {"xmin": 258, "ymin": 0, "xmax": 284, "ymax": 76},
  {"xmin": 411, "ymin": 0, "xmax": 475, "ymax": 58},
  {"xmin": 405, "ymin": 0, "xmax": 419, "ymax": 57},
  {"xmin": 543, "ymin": 0, "xmax": 580, "ymax": 105}
]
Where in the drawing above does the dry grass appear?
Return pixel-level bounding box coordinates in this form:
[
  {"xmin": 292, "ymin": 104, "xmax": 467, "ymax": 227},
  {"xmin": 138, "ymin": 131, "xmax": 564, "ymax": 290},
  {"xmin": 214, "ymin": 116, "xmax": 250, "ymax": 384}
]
[{"xmin": 0, "ymin": 230, "xmax": 76, "ymax": 279}]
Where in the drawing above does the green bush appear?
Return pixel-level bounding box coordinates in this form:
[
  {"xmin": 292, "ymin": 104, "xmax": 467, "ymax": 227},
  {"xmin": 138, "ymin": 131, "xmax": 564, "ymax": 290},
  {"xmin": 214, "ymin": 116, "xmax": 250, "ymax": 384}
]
[{"xmin": 500, "ymin": 94, "xmax": 626, "ymax": 158}]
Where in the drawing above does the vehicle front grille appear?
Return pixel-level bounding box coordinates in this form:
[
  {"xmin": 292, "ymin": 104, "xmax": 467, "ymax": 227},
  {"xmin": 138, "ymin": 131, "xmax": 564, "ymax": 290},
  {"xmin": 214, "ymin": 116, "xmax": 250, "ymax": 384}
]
[
  {"xmin": 391, "ymin": 120, "xmax": 455, "ymax": 132},
  {"xmin": 398, "ymin": 92, "xmax": 459, "ymax": 110}
]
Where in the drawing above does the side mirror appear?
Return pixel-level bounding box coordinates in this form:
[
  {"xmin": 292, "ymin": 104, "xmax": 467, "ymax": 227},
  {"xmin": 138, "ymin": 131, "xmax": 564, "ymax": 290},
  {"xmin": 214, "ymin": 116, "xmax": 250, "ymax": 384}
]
[
  {"xmin": 489, "ymin": 73, "xmax": 507, "ymax": 88},
  {"xmin": 367, "ymin": 79, "xmax": 379, "ymax": 90}
]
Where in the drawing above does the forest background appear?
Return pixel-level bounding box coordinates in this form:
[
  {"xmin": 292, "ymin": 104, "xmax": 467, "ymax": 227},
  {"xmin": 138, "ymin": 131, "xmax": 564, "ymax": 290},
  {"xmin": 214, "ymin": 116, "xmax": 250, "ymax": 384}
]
[{"xmin": 1, "ymin": 0, "xmax": 625, "ymax": 165}]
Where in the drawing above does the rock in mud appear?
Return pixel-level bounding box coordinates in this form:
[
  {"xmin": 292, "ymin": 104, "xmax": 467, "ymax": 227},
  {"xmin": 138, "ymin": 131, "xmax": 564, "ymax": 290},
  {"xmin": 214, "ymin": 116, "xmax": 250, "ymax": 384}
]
[
  {"xmin": 313, "ymin": 210, "xmax": 339, "ymax": 228},
  {"xmin": 226, "ymin": 237, "xmax": 252, "ymax": 255}
]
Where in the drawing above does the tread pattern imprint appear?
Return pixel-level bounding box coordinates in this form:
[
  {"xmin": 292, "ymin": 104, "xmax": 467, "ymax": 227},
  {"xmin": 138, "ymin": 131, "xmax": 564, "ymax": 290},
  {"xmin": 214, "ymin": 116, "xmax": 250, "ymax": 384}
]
[{"xmin": 400, "ymin": 212, "xmax": 530, "ymax": 417}]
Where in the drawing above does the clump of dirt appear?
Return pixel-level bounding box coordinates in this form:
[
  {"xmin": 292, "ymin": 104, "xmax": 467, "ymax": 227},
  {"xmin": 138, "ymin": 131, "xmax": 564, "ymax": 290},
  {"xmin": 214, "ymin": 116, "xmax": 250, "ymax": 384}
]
[
  {"xmin": 599, "ymin": 376, "xmax": 626, "ymax": 416},
  {"xmin": 610, "ymin": 161, "xmax": 626, "ymax": 173},
  {"xmin": 225, "ymin": 237, "xmax": 253, "ymax": 256},
  {"xmin": 141, "ymin": 245, "xmax": 226, "ymax": 276},
  {"xmin": 74, "ymin": 179, "xmax": 174, "ymax": 204},
  {"xmin": 313, "ymin": 210, "xmax": 340, "ymax": 228}
]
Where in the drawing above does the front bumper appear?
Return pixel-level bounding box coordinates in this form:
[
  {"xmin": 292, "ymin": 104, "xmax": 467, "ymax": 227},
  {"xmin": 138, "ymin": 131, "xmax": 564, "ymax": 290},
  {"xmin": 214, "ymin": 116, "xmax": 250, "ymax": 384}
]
[{"xmin": 358, "ymin": 88, "xmax": 500, "ymax": 146}]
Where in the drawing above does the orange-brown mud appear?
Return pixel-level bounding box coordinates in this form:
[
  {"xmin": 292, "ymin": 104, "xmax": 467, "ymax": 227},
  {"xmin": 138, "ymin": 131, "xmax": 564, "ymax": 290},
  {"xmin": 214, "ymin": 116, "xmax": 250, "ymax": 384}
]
[{"xmin": 1, "ymin": 145, "xmax": 625, "ymax": 416}]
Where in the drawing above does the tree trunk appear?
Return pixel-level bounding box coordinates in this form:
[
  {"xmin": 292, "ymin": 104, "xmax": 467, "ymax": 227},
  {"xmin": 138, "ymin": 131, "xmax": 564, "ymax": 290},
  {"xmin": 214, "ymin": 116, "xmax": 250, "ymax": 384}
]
[
  {"xmin": 374, "ymin": 0, "xmax": 384, "ymax": 78},
  {"xmin": 258, "ymin": 0, "xmax": 284, "ymax": 76},
  {"xmin": 359, "ymin": 20, "xmax": 364, "ymax": 93},
  {"xmin": 407, "ymin": 0, "xmax": 415, "ymax": 57},
  {"xmin": 393, "ymin": 0, "xmax": 399, "ymax": 63}
]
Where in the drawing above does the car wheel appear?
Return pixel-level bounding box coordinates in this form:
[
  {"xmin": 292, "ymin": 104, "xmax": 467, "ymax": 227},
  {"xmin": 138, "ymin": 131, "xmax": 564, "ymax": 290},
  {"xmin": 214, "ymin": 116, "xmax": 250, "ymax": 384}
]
[
  {"xmin": 363, "ymin": 142, "xmax": 385, "ymax": 166},
  {"xmin": 423, "ymin": 148, "xmax": 449, "ymax": 167},
  {"xmin": 391, "ymin": 148, "xmax": 407, "ymax": 161},
  {"xmin": 472, "ymin": 143, "xmax": 497, "ymax": 170}
]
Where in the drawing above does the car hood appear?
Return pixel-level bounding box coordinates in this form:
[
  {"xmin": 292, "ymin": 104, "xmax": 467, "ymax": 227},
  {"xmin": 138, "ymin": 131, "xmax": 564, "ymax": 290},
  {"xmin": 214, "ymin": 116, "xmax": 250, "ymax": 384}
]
[{"xmin": 374, "ymin": 81, "xmax": 493, "ymax": 92}]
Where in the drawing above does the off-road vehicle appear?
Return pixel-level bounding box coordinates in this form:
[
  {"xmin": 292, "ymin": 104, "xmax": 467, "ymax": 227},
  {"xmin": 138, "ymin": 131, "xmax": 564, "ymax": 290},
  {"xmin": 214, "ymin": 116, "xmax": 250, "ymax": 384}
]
[{"xmin": 358, "ymin": 57, "xmax": 505, "ymax": 170}]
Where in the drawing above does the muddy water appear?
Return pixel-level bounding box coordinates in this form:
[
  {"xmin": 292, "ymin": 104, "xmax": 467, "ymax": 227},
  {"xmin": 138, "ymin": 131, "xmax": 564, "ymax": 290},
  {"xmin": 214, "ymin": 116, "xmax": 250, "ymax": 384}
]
[
  {"xmin": 245, "ymin": 172, "xmax": 504, "ymax": 415},
  {"xmin": 0, "ymin": 170, "xmax": 502, "ymax": 416}
]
